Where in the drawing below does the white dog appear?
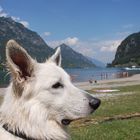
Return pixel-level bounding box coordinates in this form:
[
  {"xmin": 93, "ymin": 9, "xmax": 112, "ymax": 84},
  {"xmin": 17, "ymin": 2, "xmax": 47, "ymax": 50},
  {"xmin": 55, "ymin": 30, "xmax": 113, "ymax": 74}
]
[{"xmin": 0, "ymin": 40, "xmax": 101, "ymax": 140}]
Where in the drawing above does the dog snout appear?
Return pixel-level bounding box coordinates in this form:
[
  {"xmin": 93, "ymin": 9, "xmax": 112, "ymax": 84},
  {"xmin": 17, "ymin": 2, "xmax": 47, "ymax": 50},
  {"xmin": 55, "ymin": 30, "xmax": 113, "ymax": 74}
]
[
  {"xmin": 89, "ymin": 98, "xmax": 101, "ymax": 110},
  {"xmin": 81, "ymin": 90, "xmax": 101, "ymax": 110}
]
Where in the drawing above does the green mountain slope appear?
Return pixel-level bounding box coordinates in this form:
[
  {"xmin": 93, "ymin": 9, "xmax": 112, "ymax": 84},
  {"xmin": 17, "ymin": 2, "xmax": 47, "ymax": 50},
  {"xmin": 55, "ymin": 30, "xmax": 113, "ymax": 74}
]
[
  {"xmin": 57, "ymin": 44, "xmax": 95, "ymax": 68},
  {"xmin": 112, "ymin": 32, "xmax": 140, "ymax": 67},
  {"xmin": 0, "ymin": 17, "xmax": 54, "ymax": 64}
]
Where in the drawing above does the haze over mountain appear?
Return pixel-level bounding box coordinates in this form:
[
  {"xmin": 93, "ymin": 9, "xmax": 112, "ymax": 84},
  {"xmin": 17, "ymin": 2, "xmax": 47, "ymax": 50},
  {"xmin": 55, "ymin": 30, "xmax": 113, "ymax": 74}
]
[{"xmin": 86, "ymin": 57, "xmax": 105, "ymax": 67}]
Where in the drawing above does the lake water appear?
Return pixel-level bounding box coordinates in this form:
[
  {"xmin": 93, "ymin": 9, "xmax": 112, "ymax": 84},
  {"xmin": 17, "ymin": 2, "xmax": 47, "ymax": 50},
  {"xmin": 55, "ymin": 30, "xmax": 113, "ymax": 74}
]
[
  {"xmin": 1, "ymin": 67, "xmax": 140, "ymax": 86},
  {"xmin": 65, "ymin": 67, "xmax": 140, "ymax": 82}
]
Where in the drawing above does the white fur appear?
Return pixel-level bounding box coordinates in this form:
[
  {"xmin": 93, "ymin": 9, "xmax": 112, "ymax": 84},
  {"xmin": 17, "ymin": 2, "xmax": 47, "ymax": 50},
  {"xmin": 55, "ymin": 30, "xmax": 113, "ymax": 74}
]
[{"xmin": 0, "ymin": 40, "xmax": 99, "ymax": 140}]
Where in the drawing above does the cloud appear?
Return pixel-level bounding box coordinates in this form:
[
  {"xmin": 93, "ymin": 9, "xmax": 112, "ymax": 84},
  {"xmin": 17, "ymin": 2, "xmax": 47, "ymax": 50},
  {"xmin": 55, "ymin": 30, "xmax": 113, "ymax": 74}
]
[
  {"xmin": 116, "ymin": 31, "xmax": 131, "ymax": 37},
  {"xmin": 65, "ymin": 37, "xmax": 79, "ymax": 46},
  {"xmin": 0, "ymin": 6, "xmax": 8, "ymax": 17},
  {"xmin": 11, "ymin": 16, "xmax": 29, "ymax": 28},
  {"xmin": 122, "ymin": 24, "xmax": 134, "ymax": 29},
  {"xmin": 0, "ymin": 6, "xmax": 29, "ymax": 28},
  {"xmin": 80, "ymin": 39, "xmax": 122, "ymax": 63},
  {"xmin": 73, "ymin": 39, "xmax": 122, "ymax": 63},
  {"xmin": 115, "ymin": 24, "xmax": 134, "ymax": 39},
  {"xmin": 19, "ymin": 21, "xmax": 29, "ymax": 28},
  {"xmin": 48, "ymin": 37, "xmax": 79, "ymax": 48},
  {"xmin": 11, "ymin": 16, "xmax": 20, "ymax": 21},
  {"xmin": 100, "ymin": 40, "xmax": 121, "ymax": 52},
  {"xmin": 44, "ymin": 32, "xmax": 51, "ymax": 37},
  {"xmin": 48, "ymin": 37, "xmax": 122, "ymax": 63}
]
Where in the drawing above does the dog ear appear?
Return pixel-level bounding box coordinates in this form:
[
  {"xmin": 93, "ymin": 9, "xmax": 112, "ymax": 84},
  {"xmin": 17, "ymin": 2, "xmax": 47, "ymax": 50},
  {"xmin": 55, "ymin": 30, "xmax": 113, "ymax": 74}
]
[
  {"xmin": 6, "ymin": 40, "xmax": 35, "ymax": 83},
  {"xmin": 49, "ymin": 47, "xmax": 61, "ymax": 66}
]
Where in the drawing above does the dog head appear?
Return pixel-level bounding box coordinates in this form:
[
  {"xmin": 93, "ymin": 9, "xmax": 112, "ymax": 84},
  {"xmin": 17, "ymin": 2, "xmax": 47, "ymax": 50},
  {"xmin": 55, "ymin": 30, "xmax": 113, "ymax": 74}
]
[{"xmin": 6, "ymin": 39, "xmax": 101, "ymax": 139}]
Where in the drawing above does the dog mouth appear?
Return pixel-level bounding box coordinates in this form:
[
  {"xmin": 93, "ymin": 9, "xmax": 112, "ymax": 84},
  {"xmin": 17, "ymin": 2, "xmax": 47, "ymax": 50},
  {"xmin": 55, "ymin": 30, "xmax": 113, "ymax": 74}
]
[
  {"xmin": 61, "ymin": 119, "xmax": 73, "ymax": 125},
  {"xmin": 61, "ymin": 117, "xmax": 84, "ymax": 125}
]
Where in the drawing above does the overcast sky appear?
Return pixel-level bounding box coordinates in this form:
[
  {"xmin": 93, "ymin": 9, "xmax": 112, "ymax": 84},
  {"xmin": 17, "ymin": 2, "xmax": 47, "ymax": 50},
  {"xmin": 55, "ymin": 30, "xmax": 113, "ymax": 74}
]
[{"xmin": 0, "ymin": 0, "xmax": 140, "ymax": 64}]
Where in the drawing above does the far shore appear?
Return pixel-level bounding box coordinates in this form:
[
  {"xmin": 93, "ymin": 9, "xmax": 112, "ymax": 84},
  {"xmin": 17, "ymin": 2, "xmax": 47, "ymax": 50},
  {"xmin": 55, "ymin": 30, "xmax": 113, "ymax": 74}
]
[
  {"xmin": 0, "ymin": 74, "xmax": 140, "ymax": 95},
  {"xmin": 74, "ymin": 73, "xmax": 140, "ymax": 90}
]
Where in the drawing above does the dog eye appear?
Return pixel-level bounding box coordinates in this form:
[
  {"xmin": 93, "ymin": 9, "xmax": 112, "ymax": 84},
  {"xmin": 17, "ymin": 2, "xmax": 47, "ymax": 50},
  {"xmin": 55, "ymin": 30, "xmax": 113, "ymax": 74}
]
[{"xmin": 52, "ymin": 82, "xmax": 64, "ymax": 89}]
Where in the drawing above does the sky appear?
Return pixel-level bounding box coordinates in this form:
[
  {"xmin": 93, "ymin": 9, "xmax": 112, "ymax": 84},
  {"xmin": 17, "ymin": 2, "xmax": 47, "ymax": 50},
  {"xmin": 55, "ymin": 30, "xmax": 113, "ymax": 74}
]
[{"xmin": 0, "ymin": 0, "xmax": 140, "ymax": 64}]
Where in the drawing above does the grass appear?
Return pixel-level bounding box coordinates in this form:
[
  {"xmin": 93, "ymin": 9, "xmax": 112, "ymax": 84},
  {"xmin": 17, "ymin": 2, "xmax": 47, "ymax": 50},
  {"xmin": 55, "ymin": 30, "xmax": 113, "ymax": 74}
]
[
  {"xmin": 71, "ymin": 118, "xmax": 140, "ymax": 140},
  {"xmin": 0, "ymin": 84, "xmax": 140, "ymax": 139},
  {"xmin": 70, "ymin": 84, "xmax": 140, "ymax": 140}
]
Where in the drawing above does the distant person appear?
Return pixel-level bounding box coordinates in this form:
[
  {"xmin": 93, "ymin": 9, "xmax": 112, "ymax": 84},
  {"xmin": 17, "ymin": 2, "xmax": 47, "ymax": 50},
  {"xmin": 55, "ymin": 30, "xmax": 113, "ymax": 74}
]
[
  {"xmin": 89, "ymin": 79, "xmax": 93, "ymax": 84},
  {"xmin": 94, "ymin": 80, "xmax": 97, "ymax": 84}
]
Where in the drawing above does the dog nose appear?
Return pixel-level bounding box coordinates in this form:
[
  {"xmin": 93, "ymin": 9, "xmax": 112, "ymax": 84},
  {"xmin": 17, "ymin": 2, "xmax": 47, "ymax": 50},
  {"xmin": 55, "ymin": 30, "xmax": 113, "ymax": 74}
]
[{"xmin": 89, "ymin": 98, "xmax": 101, "ymax": 110}]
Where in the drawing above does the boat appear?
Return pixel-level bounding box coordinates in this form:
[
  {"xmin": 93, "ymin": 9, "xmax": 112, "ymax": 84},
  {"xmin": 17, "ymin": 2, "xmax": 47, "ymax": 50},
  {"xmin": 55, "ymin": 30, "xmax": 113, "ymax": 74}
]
[{"xmin": 123, "ymin": 66, "xmax": 140, "ymax": 71}]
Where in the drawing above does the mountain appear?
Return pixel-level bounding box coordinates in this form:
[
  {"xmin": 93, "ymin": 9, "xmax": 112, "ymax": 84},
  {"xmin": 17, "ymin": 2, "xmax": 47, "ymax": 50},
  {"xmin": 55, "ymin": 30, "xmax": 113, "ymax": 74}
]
[
  {"xmin": 86, "ymin": 57, "xmax": 105, "ymax": 67},
  {"xmin": 0, "ymin": 16, "xmax": 55, "ymax": 85},
  {"xmin": 56, "ymin": 44, "xmax": 96, "ymax": 68},
  {"xmin": 0, "ymin": 16, "xmax": 95, "ymax": 69},
  {"xmin": 0, "ymin": 16, "xmax": 54, "ymax": 64},
  {"xmin": 0, "ymin": 17, "xmax": 96, "ymax": 85},
  {"xmin": 112, "ymin": 32, "xmax": 140, "ymax": 67}
]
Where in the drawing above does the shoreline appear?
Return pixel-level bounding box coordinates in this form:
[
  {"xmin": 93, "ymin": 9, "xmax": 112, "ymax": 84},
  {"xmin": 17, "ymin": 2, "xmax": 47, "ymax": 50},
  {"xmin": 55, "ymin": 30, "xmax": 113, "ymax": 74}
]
[
  {"xmin": 74, "ymin": 73, "xmax": 140, "ymax": 90},
  {"xmin": 0, "ymin": 74, "xmax": 140, "ymax": 93}
]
